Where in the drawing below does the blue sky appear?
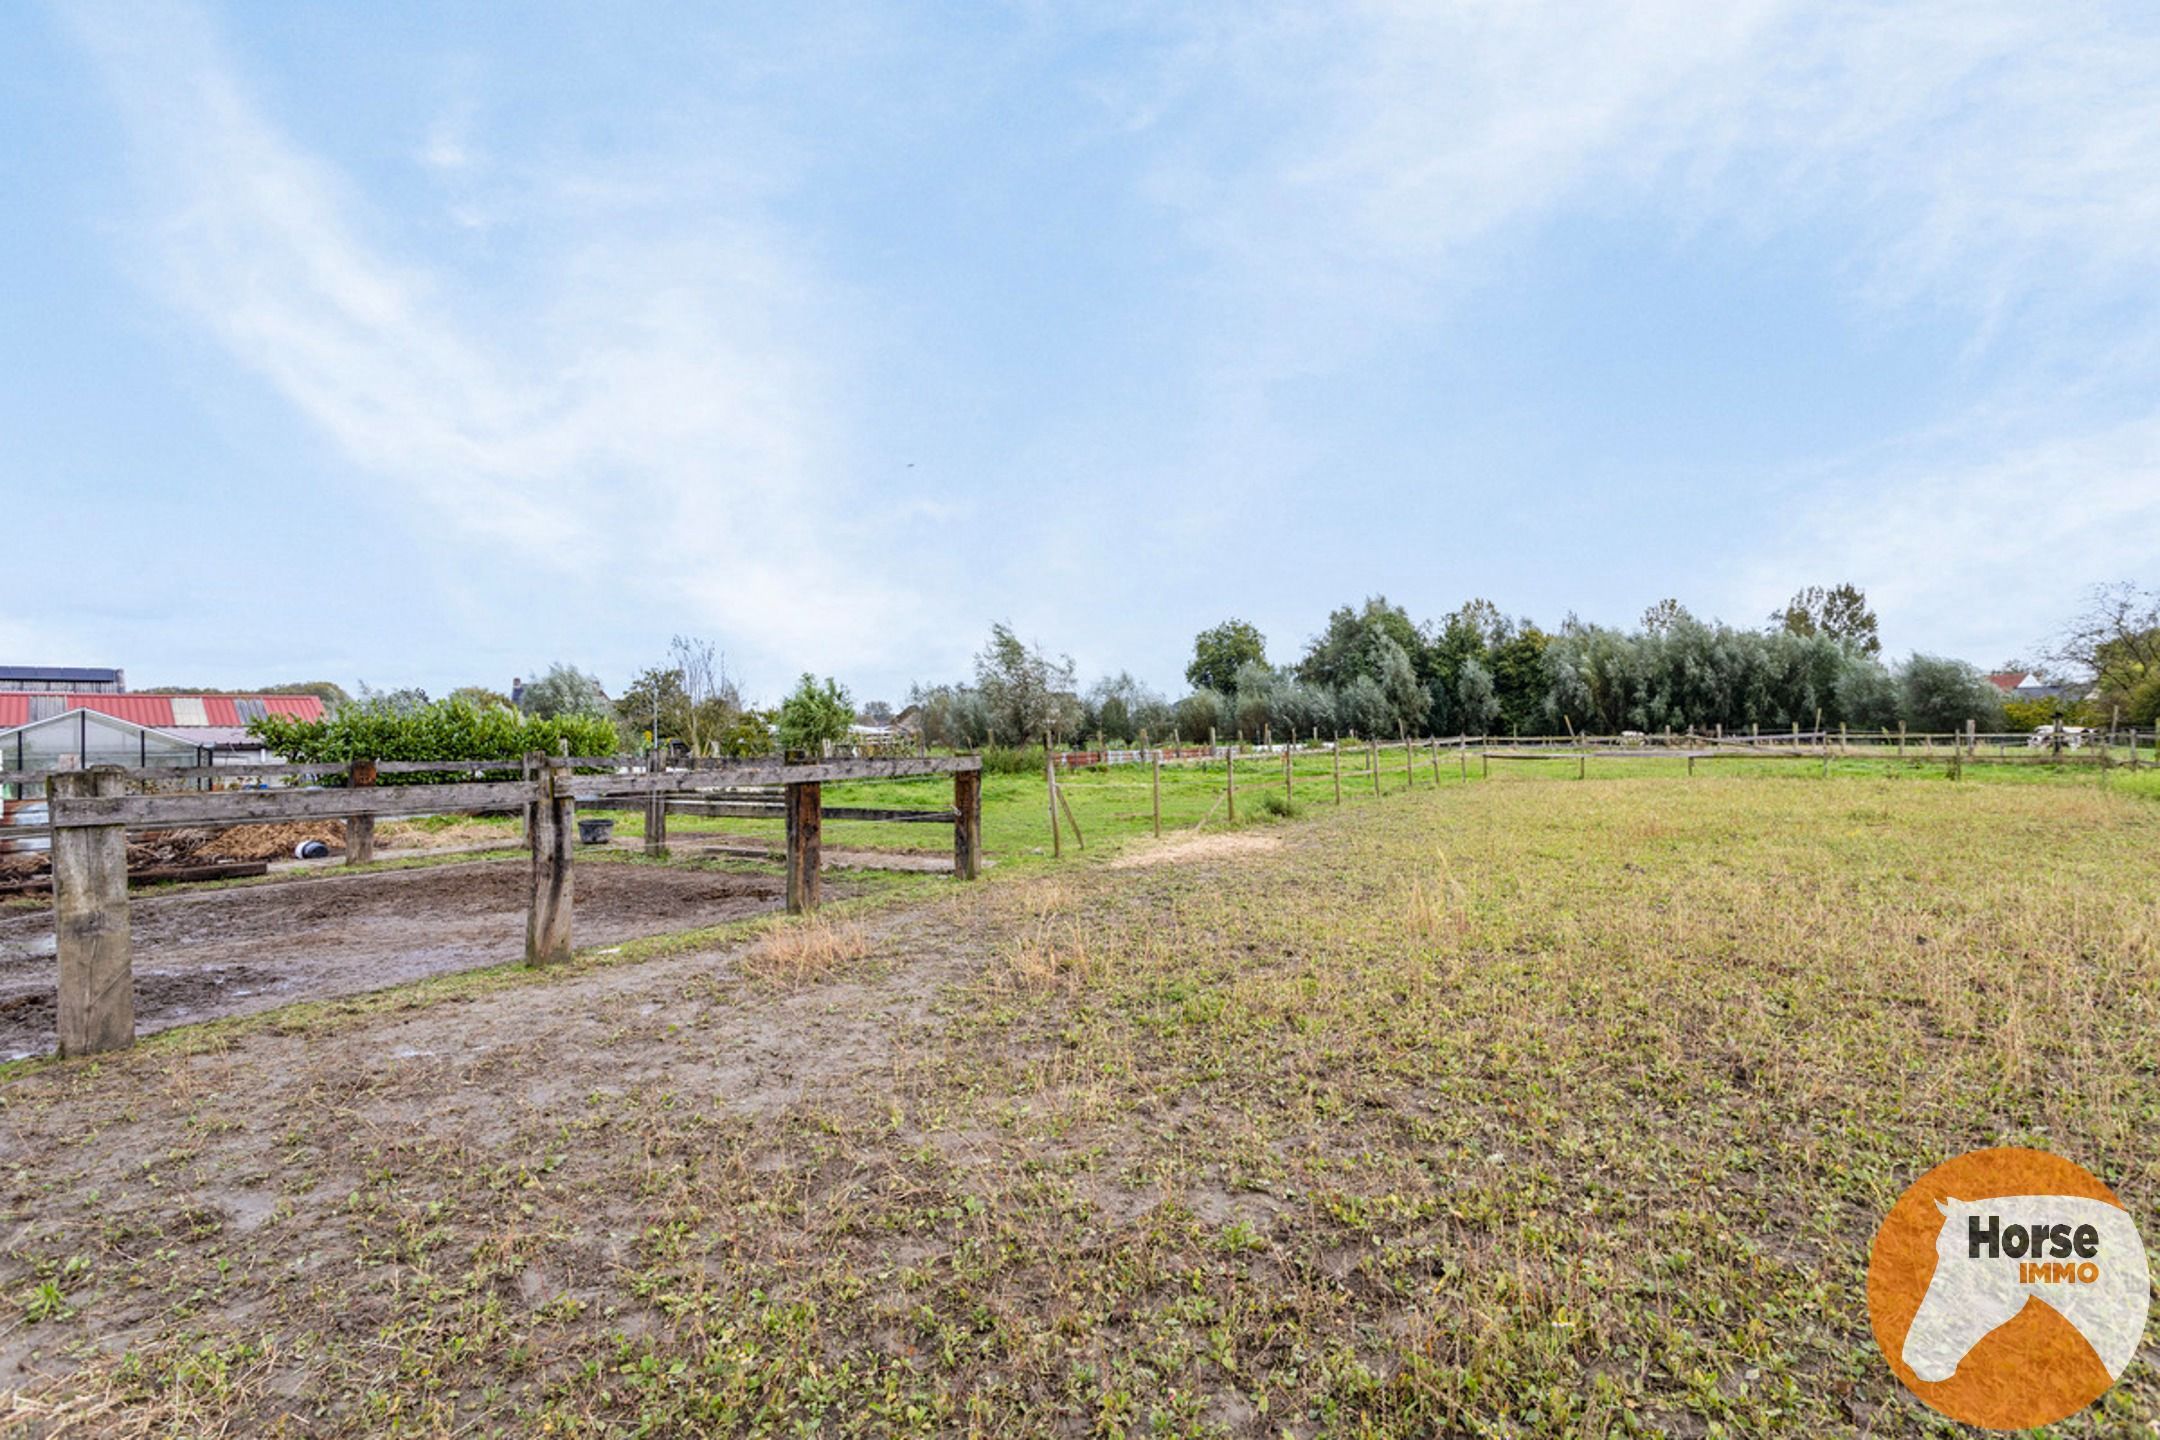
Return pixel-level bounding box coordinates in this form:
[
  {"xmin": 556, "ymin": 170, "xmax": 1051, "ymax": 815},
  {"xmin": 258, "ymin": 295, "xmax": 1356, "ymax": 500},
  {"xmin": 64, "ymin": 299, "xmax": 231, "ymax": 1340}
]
[{"xmin": 6, "ymin": 2, "xmax": 2159, "ymax": 706}]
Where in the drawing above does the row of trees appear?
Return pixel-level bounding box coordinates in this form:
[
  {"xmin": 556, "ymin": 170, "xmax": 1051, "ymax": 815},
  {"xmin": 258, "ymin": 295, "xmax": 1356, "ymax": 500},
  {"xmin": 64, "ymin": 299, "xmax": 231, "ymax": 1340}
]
[
  {"xmin": 909, "ymin": 585, "xmax": 2032, "ymax": 747},
  {"xmin": 246, "ymin": 579, "xmax": 2159, "ymax": 760}
]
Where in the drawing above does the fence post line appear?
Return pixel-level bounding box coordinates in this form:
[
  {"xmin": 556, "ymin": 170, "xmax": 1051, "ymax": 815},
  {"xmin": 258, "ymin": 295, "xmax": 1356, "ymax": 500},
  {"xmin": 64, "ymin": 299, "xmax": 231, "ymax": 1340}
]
[
  {"xmin": 1045, "ymin": 736, "xmax": 1062, "ymax": 859},
  {"xmin": 785, "ymin": 771, "xmax": 823, "ymax": 913},
  {"xmin": 525, "ymin": 759, "xmax": 574, "ymax": 965},
  {"xmin": 346, "ymin": 757, "xmax": 378, "ymax": 865},
  {"xmin": 1151, "ymin": 750, "xmax": 1162, "ymax": 837},
  {"xmin": 952, "ymin": 766, "xmax": 981, "ymax": 880},
  {"xmin": 52, "ymin": 766, "xmax": 134, "ymax": 1057}
]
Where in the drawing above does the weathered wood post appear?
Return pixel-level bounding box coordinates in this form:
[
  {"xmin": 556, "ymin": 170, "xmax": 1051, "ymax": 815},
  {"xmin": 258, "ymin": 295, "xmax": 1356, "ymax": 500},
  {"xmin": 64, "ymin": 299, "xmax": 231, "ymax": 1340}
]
[
  {"xmin": 953, "ymin": 765, "xmax": 981, "ymax": 880},
  {"xmin": 1332, "ymin": 741, "xmax": 1343, "ymax": 804},
  {"xmin": 1225, "ymin": 740, "xmax": 1236, "ymax": 822},
  {"xmin": 1458, "ymin": 737, "xmax": 1468, "ymax": 783},
  {"xmin": 1401, "ymin": 724, "xmax": 1414, "ymax": 787},
  {"xmin": 786, "ymin": 769, "xmax": 822, "ymax": 913},
  {"xmin": 1044, "ymin": 736, "xmax": 1062, "ymax": 859},
  {"xmin": 645, "ymin": 745, "xmax": 667, "ymax": 855},
  {"xmin": 1151, "ymin": 750, "xmax": 1162, "ymax": 838},
  {"xmin": 52, "ymin": 766, "xmax": 134, "ymax": 1056},
  {"xmin": 1370, "ymin": 737, "xmax": 1380, "ymax": 794},
  {"xmin": 1283, "ymin": 744, "xmax": 1293, "ymax": 799},
  {"xmin": 525, "ymin": 758, "xmax": 574, "ymax": 964},
  {"xmin": 345, "ymin": 757, "xmax": 377, "ymax": 865}
]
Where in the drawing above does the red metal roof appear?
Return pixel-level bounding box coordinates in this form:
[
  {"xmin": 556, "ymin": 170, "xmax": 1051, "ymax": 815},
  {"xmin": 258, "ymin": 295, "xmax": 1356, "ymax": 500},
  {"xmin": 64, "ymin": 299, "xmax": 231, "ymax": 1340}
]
[
  {"xmin": 69, "ymin": 695, "xmax": 173, "ymax": 725},
  {"xmin": 0, "ymin": 693, "xmax": 326, "ymax": 732}
]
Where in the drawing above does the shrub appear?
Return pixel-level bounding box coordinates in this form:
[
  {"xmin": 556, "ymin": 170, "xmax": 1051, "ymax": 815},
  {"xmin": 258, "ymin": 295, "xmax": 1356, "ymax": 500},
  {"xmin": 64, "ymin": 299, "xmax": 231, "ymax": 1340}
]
[
  {"xmin": 776, "ymin": 674, "xmax": 853, "ymax": 753},
  {"xmin": 1255, "ymin": 791, "xmax": 1303, "ymax": 821},
  {"xmin": 981, "ymin": 745, "xmax": 1043, "ymax": 776},
  {"xmin": 249, "ymin": 698, "xmax": 618, "ymax": 782}
]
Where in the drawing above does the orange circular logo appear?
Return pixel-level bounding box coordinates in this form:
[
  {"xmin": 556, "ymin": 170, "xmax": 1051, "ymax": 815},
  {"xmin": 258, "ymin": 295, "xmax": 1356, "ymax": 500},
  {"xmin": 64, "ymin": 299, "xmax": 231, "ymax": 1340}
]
[{"xmin": 1868, "ymin": 1147, "xmax": 2150, "ymax": 1429}]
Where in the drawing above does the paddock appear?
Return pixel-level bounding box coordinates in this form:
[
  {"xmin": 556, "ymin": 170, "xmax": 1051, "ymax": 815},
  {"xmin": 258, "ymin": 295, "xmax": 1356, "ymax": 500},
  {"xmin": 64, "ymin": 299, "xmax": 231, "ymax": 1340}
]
[
  {"xmin": 13, "ymin": 753, "xmax": 983, "ymax": 1058},
  {"xmin": 0, "ymin": 856, "xmax": 818, "ymax": 1059}
]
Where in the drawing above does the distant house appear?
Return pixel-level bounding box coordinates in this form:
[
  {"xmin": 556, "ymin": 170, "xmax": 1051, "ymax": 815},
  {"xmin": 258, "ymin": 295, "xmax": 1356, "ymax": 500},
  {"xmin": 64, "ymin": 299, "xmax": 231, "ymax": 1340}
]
[{"xmin": 1988, "ymin": 671, "xmax": 2086, "ymax": 703}]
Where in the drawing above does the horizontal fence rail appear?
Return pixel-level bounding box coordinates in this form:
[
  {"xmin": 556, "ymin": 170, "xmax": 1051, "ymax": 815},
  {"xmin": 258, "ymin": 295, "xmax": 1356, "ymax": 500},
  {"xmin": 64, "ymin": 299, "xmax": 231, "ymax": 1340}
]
[{"xmin": 23, "ymin": 753, "xmax": 986, "ymax": 1059}]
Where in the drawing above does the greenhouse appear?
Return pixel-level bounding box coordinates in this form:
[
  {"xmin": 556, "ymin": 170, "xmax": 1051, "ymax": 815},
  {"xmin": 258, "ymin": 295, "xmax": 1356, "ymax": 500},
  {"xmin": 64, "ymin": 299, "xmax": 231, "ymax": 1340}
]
[{"xmin": 0, "ymin": 709, "xmax": 208, "ymax": 797}]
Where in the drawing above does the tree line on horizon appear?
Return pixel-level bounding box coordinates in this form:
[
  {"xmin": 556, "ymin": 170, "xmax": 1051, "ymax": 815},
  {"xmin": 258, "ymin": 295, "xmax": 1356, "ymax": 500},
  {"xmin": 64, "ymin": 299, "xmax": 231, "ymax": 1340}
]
[
  {"xmin": 906, "ymin": 582, "xmax": 2160, "ymax": 747},
  {"xmin": 227, "ymin": 580, "xmax": 2160, "ymax": 757}
]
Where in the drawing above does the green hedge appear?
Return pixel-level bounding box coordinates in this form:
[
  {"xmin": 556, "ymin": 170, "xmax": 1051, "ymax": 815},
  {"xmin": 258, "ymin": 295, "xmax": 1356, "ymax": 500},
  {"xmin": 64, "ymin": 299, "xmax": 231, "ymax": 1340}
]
[{"xmin": 249, "ymin": 699, "xmax": 619, "ymax": 785}]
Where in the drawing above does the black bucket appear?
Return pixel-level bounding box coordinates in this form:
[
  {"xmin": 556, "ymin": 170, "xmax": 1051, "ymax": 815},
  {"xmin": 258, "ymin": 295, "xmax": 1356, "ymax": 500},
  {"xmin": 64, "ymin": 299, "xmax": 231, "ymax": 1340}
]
[{"xmin": 577, "ymin": 818, "xmax": 615, "ymax": 845}]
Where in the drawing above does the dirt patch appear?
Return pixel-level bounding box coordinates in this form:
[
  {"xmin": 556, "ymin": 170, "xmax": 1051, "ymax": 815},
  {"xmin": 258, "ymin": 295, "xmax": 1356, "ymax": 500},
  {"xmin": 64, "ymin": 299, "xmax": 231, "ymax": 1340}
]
[
  {"xmin": 0, "ymin": 860, "xmax": 816, "ymax": 1058},
  {"xmin": 1106, "ymin": 832, "xmax": 1283, "ymax": 869}
]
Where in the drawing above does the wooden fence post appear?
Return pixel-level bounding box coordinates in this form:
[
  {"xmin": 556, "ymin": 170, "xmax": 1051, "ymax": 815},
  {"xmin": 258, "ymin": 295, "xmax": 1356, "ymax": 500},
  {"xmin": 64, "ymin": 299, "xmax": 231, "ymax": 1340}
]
[
  {"xmin": 953, "ymin": 767, "xmax": 981, "ymax": 880},
  {"xmin": 1333, "ymin": 742, "xmax": 1342, "ymax": 804},
  {"xmin": 52, "ymin": 767, "xmax": 133, "ymax": 1057},
  {"xmin": 1401, "ymin": 725, "xmax": 1414, "ymax": 787},
  {"xmin": 1151, "ymin": 750, "xmax": 1162, "ymax": 837},
  {"xmin": 1057, "ymin": 783, "xmax": 1086, "ymax": 850},
  {"xmin": 1226, "ymin": 743, "xmax": 1236, "ymax": 822},
  {"xmin": 645, "ymin": 745, "xmax": 667, "ymax": 856},
  {"xmin": 1458, "ymin": 737, "xmax": 1467, "ymax": 783},
  {"xmin": 525, "ymin": 760, "xmax": 574, "ymax": 964},
  {"xmin": 1045, "ymin": 738, "xmax": 1062, "ymax": 859},
  {"xmin": 1370, "ymin": 737, "xmax": 1381, "ymax": 795},
  {"xmin": 346, "ymin": 757, "xmax": 377, "ymax": 864},
  {"xmin": 786, "ymin": 773, "xmax": 823, "ymax": 913},
  {"xmin": 1284, "ymin": 745, "xmax": 1293, "ymax": 799}
]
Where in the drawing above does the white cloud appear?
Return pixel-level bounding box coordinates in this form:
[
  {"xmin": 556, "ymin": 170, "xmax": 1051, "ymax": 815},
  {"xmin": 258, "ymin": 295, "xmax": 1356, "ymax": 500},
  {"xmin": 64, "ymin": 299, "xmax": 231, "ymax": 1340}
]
[
  {"xmin": 1114, "ymin": 2, "xmax": 2160, "ymax": 658},
  {"xmin": 1734, "ymin": 411, "xmax": 2160, "ymax": 664},
  {"xmin": 62, "ymin": 0, "xmax": 911, "ymax": 677}
]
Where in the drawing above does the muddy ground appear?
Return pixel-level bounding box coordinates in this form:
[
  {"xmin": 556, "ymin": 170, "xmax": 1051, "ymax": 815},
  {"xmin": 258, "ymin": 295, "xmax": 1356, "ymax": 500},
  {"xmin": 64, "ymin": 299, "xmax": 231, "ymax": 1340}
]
[{"xmin": 0, "ymin": 859, "xmax": 817, "ymax": 1059}]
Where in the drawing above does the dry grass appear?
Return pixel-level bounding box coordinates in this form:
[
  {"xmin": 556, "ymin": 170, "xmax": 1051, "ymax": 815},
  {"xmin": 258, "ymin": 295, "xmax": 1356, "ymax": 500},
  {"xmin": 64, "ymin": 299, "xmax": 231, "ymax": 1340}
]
[
  {"xmin": 734, "ymin": 916, "xmax": 873, "ymax": 987},
  {"xmin": 0, "ymin": 773, "xmax": 2153, "ymax": 1436}
]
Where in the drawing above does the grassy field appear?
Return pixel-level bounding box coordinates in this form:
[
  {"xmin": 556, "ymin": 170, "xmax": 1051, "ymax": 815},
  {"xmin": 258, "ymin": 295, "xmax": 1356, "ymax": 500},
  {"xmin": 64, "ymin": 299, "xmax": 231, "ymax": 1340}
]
[
  {"xmin": 583, "ymin": 745, "xmax": 2160, "ymax": 865},
  {"xmin": 1, "ymin": 770, "xmax": 2156, "ymax": 1435}
]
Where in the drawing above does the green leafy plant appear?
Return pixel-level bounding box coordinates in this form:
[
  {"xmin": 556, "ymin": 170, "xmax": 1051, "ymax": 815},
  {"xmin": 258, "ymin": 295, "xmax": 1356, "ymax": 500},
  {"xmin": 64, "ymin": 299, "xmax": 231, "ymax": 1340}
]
[
  {"xmin": 249, "ymin": 697, "xmax": 619, "ymax": 782},
  {"xmin": 776, "ymin": 675, "xmax": 854, "ymax": 754}
]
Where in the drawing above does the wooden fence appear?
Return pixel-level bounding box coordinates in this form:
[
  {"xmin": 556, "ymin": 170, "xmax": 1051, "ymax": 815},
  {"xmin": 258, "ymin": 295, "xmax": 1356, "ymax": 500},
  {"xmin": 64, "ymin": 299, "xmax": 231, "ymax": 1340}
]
[{"xmin": 32, "ymin": 753, "xmax": 982, "ymax": 1058}]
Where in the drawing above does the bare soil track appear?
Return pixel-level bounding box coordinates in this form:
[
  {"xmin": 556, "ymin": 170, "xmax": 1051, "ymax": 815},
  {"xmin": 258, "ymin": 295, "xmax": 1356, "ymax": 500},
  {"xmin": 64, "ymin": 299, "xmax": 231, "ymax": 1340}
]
[{"xmin": 0, "ymin": 860, "xmax": 809, "ymax": 1059}]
